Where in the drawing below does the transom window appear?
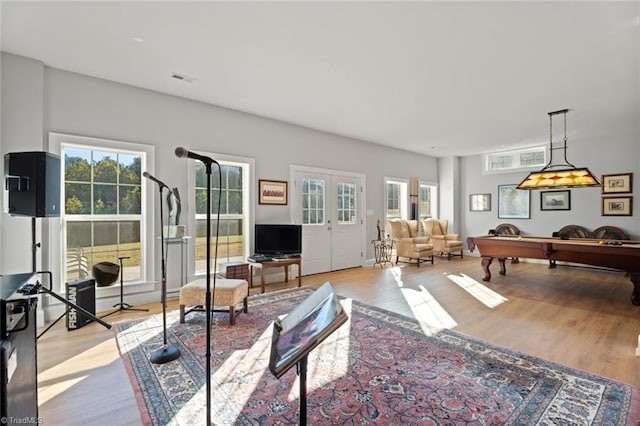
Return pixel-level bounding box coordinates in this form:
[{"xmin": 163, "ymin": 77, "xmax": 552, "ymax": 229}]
[{"xmin": 484, "ymin": 146, "xmax": 546, "ymax": 173}]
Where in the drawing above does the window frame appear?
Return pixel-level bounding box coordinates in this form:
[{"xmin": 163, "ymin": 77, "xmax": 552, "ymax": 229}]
[
  {"xmin": 301, "ymin": 177, "xmax": 326, "ymax": 226},
  {"xmin": 337, "ymin": 181, "xmax": 357, "ymax": 224},
  {"xmin": 187, "ymin": 152, "xmax": 255, "ymax": 276},
  {"xmin": 483, "ymin": 145, "xmax": 547, "ymax": 174},
  {"xmin": 418, "ymin": 181, "xmax": 438, "ymax": 219},
  {"xmin": 48, "ymin": 132, "xmax": 155, "ymax": 294},
  {"xmin": 384, "ymin": 177, "xmax": 409, "ymax": 222}
]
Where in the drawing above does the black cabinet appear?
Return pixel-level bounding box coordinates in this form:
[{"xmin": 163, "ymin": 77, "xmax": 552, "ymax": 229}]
[{"xmin": 0, "ymin": 274, "xmax": 38, "ymax": 422}]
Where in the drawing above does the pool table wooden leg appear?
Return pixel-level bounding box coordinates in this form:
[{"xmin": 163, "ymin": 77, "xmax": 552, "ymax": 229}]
[
  {"xmin": 498, "ymin": 258, "xmax": 507, "ymax": 276},
  {"xmin": 481, "ymin": 257, "xmax": 492, "ymax": 281}
]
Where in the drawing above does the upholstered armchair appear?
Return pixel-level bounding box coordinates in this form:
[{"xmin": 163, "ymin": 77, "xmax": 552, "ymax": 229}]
[
  {"xmin": 421, "ymin": 218, "xmax": 463, "ymax": 260},
  {"xmin": 387, "ymin": 219, "xmax": 434, "ymax": 267}
]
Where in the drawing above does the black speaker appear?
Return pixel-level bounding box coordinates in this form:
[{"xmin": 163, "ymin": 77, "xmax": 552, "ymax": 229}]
[
  {"xmin": 66, "ymin": 278, "xmax": 96, "ymax": 331},
  {"xmin": 4, "ymin": 151, "xmax": 61, "ymax": 217}
]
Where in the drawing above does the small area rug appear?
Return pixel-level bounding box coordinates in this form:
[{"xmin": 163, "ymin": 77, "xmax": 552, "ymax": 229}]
[{"xmin": 115, "ymin": 287, "xmax": 640, "ymax": 425}]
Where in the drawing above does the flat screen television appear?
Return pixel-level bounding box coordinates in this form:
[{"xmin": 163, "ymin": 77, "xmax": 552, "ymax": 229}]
[{"xmin": 254, "ymin": 224, "xmax": 302, "ymax": 256}]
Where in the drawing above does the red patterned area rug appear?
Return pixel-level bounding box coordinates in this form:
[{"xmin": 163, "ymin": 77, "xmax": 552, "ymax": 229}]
[{"xmin": 115, "ymin": 287, "xmax": 640, "ymax": 425}]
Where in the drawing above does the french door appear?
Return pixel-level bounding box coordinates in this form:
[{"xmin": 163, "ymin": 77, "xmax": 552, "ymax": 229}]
[{"xmin": 292, "ymin": 167, "xmax": 365, "ymax": 275}]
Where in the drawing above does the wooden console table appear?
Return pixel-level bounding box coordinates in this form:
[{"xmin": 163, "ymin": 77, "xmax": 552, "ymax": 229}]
[{"xmin": 250, "ymin": 257, "xmax": 302, "ymax": 294}]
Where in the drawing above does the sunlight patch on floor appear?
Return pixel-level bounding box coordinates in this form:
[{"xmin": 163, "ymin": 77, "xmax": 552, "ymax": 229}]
[
  {"xmin": 116, "ymin": 310, "xmax": 182, "ymax": 355},
  {"xmin": 391, "ymin": 266, "xmax": 404, "ymax": 287},
  {"xmin": 38, "ymin": 338, "xmax": 118, "ymax": 404},
  {"xmin": 446, "ymin": 273, "xmax": 508, "ymax": 308},
  {"xmin": 141, "ymin": 292, "xmax": 354, "ymax": 423},
  {"xmin": 39, "ymin": 338, "xmax": 120, "ymax": 380},
  {"xmin": 177, "ymin": 299, "xmax": 353, "ymax": 424},
  {"xmin": 401, "ymin": 286, "xmax": 457, "ymax": 336},
  {"xmin": 38, "ymin": 375, "xmax": 88, "ymax": 405},
  {"xmin": 176, "ymin": 323, "xmax": 274, "ymax": 423}
]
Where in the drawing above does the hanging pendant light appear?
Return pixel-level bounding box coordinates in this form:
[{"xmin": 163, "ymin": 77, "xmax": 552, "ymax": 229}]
[{"xmin": 517, "ymin": 109, "xmax": 601, "ymax": 190}]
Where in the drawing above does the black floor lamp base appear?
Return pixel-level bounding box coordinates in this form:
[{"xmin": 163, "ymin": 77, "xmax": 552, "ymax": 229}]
[{"xmin": 150, "ymin": 345, "xmax": 181, "ymax": 364}]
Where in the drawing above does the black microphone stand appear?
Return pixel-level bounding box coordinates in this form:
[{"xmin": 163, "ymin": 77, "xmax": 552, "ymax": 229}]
[
  {"xmin": 150, "ymin": 184, "xmax": 181, "ymax": 364},
  {"xmin": 204, "ymin": 160, "xmax": 222, "ymax": 425}
]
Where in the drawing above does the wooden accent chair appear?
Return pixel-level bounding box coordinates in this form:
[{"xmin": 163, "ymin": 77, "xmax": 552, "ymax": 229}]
[
  {"xmin": 554, "ymin": 225, "xmax": 591, "ymax": 239},
  {"xmin": 553, "ymin": 224, "xmax": 628, "ymax": 240},
  {"xmin": 592, "ymin": 226, "xmax": 629, "ymax": 241},
  {"xmin": 492, "ymin": 223, "xmax": 521, "ymax": 237},
  {"xmin": 490, "ymin": 223, "xmax": 521, "ymax": 263},
  {"xmin": 550, "ymin": 224, "xmax": 629, "ymax": 267}
]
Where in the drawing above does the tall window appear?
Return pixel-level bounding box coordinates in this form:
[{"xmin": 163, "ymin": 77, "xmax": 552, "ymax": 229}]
[
  {"xmin": 193, "ymin": 158, "xmax": 251, "ymax": 273},
  {"xmin": 419, "ymin": 183, "xmax": 438, "ymax": 219},
  {"xmin": 385, "ymin": 179, "xmax": 408, "ymax": 220},
  {"xmin": 63, "ymin": 147, "xmax": 144, "ymax": 283}
]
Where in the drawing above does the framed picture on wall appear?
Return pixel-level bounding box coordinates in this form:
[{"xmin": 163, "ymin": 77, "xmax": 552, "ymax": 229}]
[
  {"xmin": 469, "ymin": 193, "xmax": 491, "ymax": 211},
  {"xmin": 259, "ymin": 180, "xmax": 288, "ymax": 205},
  {"xmin": 498, "ymin": 184, "xmax": 530, "ymax": 219},
  {"xmin": 602, "ymin": 196, "xmax": 633, "ymax": 216},
  {"xmin": 602, "ymin": 173, "xmax": 633, "ymax": 194},
  {"xmin": 540, "ymin": 190, "xmax": 571, "ymax": 211}
]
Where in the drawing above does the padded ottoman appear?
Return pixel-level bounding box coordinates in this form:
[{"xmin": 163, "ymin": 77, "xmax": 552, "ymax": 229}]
[{"xmin": 179, "ymin": 278, "xmax": 249, "ymax": 325}]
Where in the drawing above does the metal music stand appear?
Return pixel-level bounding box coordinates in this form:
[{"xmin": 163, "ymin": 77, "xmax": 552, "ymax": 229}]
[{"xmin": 101, "ymin": 256, "xmax": 148, "ymax": 318}]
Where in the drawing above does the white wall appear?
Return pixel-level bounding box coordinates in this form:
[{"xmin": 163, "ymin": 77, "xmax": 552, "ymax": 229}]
[
  {"xmin": 460, "ymin": 129, "xmax": 640, "ymax": 241},
  {"xmin": 42, "ymin": 64, "xmax": 439, "ymax": 240},
  {"xmin": 1, "ymin": 52, "xmax": 439, "ymax": 311},
  {"xmin": 5, "ymin": 50, "xmax": 638, "ymax": 313},
  {"xmin": 438, "ymin": 156, "xmax": 460, "ymax": 233},
  {"xmin": 0, "ymin": 54, "xmax": 45, "ymax": 274}
]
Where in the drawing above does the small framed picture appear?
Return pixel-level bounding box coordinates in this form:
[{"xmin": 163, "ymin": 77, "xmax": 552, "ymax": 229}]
[
  {"xmin": 259, "ymin": 180, "xmax": 288, "ymax": 205},
  {"xmin": 602, "ymin": 196, "xmax": 633, "ymax": 216},
  {"xmin": 540, "ymin": 190, "xmax": 570, "ymax": 211},
  {"xmin": 469, "ymin": 193, "xmax": 491, "ymax": 212},
  {"xmin": 602, "ymin": 173, "xmax": 633, "ymax": 194}
]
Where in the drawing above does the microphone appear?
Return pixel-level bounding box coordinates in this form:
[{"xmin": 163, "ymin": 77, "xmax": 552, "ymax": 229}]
[
  {"xmin": 174, "ymin": 147, "xmax": 218, "ymax": 164},
  {"xmin": 143, "ymin": 171, "xmax": 170, "ymax": 190}
]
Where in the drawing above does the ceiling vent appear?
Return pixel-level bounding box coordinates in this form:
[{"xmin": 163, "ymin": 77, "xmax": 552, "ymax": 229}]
[{"xmin": 171, "ymin": 72, "xmax": 196, "ymax": 83}]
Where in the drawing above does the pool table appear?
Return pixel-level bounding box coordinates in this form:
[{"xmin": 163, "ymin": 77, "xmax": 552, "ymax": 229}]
[{"xmin": 466, "ymin": 235, "xmax": 640, "ymax": 305}]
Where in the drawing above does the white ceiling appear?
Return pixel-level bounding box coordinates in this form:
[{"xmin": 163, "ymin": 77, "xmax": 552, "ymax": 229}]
[{"xmin": 1, "ymin": 1, "xmax": 638, "ymax": 157}]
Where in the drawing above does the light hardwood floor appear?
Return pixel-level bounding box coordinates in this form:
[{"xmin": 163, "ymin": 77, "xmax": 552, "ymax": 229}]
[{"xmin": 37, "ymin": 257, "xmax": 640, "ymax": 425}]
